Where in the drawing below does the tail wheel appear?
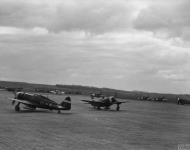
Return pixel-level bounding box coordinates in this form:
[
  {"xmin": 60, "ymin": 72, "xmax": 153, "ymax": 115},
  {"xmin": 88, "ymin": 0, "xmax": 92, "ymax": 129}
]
[{"xmin": 97, "ymin": 106, "xmax": 101, "ymax": 110}]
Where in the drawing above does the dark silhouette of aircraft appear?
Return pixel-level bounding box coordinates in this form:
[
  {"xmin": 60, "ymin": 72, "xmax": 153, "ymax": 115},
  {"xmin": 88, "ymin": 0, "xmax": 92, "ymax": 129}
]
[
  {"xmin": 10, "ymin": 92, "xmax": 71, "ymax": 113},
  {"xmin": 81, "ymin": 96, "xmax": 126, "ymax": 111},
  {"xmin": 177, "ymin": 97, "xmax": 190, "ymax": 105}
]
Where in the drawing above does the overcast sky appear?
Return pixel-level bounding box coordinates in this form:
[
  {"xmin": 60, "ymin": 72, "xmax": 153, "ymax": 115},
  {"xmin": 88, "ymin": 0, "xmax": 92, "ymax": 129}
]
[{"xmin": 0, "ymin": 0, "xmax": 190, "ymax": 94}]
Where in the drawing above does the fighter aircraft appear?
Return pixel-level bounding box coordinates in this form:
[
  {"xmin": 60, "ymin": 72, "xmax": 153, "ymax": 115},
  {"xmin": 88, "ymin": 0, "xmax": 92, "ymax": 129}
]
[
  {"xmin": 81, "ymin": 96, "xmax": 126, "ymax": 111},
  {"xmin": 10, "ymin": 92, "xmax": 71, "ymax": 113}
]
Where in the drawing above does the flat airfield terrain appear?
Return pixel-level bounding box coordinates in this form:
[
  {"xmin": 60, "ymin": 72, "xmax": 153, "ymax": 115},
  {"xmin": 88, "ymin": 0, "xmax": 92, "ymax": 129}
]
[{"xmin": 0, "ymin": 91, "xmax": 190, "ymax": 150}]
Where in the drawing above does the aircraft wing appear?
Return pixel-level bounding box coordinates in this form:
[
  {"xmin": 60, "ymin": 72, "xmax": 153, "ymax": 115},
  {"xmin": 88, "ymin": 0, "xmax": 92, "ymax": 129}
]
[
  {"xmin": 9, "ymin": 98, "xmax": 34, "ymax": 105},
  {"xmin": 118, "ymin": 101, "xmax": 126, "ymax": 103},
  {"xmin": 81, "ymin": 100, "xmax": 103, "ymax": 104},
  {"xmin": 81, "ymin": 100, "xmax": 93, "ymax": 103},
  {"xmin": 112, "ymin": 101, "xmax": 126, "ymax": 104}
]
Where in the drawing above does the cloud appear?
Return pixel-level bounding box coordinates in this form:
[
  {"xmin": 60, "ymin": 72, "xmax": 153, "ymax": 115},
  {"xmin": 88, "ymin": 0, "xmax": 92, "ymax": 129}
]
[
  {"xmin": 0, "ymin": 0, "xmax": 189, "ymax": 38},
  {"xmin": 50, "ymin": 0, "xmax": 134, "ymax": 33},
  {"xmin": 134, "ymin": 0, "xmax": 190, "ymax": 40},
  {"xmin": 0, "ymin": 0, "xmax": 190, "ymax": 93},
  {"xmin": 0, "ymin": 29, "xmax": 190, "ymax": 93},
  {"xmin": 157, "ymin": 70, "xmax": 189, "ymax": 81},
  {"xmin": 0, "ymin": 0, "xmax": 135, "ymax": 33},
  {"xmin": 0, "ymin": 1, "xmax": 51, "ymax": 28},
  {"xmin": 0, "ymin": 26, "xmax": 48, "ymax": 35}
]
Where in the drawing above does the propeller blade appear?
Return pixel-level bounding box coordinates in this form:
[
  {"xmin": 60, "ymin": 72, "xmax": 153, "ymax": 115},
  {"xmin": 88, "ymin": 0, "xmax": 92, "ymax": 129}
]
[{"xmin": 12, "ymin": 100, "xmax": 15, "ymax": 105}]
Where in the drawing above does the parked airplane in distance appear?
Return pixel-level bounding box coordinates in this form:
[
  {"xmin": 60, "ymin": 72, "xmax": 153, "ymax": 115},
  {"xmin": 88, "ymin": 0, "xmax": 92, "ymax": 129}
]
[
  {"xmin": 177, "ymin": 97, "xmax": 190, "ymax": 105},
  {"xmin": 10, "ymin": 92, "xmax": 71, "ymax": 113},
  {"xmin": 82, "ymin": 96, "xmax": 126, "ymax": 111}
]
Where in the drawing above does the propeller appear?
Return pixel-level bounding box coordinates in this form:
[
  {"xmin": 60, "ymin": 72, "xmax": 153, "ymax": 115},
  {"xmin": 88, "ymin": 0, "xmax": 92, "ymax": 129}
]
[
  {"xmin": 11, "ymin": 91, "xmax": 17, "ymax": 105},
  {"xmin": 13, "ymin": 91, "xmax": 17, "ymax": 98},
  {"xmin": 12, "ymin": 100, "xmax": 16, "ymax": 105}
]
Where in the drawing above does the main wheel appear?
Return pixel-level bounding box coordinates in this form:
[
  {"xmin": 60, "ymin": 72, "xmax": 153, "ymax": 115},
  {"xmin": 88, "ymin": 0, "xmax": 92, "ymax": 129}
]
[
  {"xmin": 57, "ymin": 110, "xmax": 61, "ymax": 114},
  {"xmin": 12, "ymin": 100, "xmax": 15, "ymax": 105},
  {"xmin": 15, "ymin": 104, "xmax": 20, "ymax": 112}
]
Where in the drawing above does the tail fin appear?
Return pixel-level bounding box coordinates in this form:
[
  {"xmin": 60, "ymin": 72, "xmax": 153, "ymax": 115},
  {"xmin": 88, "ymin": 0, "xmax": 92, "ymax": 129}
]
[{"xmin": 60, "ymin": 96, "xmax": 71, "ymax": 110}]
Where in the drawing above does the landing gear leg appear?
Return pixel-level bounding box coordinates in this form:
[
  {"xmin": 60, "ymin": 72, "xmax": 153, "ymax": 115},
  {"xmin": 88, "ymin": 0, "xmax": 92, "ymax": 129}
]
[
  {"xmin": 178, "ymin": 100, "xmax": 183, "ymax": 105},
  {"xmin": 105, "ymin": 106, "xmax": 110, "ymax": 110},
  {"xmin": 116, "ymin": 104, "xmax": 120, "ymax": 111},
  {"xmin": 15, "ymin": 102, "xmax": 20, "ymax": 112},
  {"xmin": 12, "ymin": 100, "xmax": 15, "ymax": 105},
  {"xmin": 97, "ymin": 106, "xmax": 101, "ymax": 110}
]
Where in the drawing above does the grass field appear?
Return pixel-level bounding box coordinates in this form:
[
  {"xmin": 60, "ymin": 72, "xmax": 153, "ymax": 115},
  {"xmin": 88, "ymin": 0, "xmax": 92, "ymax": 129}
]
[{"xmin": 0, "ymin": 91, "xmax": 190, "ymax": 150}]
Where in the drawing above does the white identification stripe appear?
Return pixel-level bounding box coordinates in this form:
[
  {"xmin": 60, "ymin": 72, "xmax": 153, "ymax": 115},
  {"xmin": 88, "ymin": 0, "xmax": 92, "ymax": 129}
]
[{"xmin": 9, "ymin": 98, "xmax": 32, "ymax": 105}]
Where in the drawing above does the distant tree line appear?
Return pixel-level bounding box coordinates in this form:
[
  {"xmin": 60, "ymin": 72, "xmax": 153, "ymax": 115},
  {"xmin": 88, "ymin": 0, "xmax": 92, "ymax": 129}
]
[{"xmin": 0, "ymin": 81, "xmax": 190, "ymax": 104}]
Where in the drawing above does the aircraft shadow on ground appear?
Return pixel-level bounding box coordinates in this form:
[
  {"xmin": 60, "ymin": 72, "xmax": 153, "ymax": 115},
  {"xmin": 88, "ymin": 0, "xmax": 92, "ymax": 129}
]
[
  {"xmin": 8, "ymin": 110, "xmax": 50, "ymax": 114},
  {"xmin": 8, "ymin": 109, "xmax": 74, "ymax": 115},
  {"xmin": 88, "ymin": 108, "xmax": 128, "ymax": 113}
]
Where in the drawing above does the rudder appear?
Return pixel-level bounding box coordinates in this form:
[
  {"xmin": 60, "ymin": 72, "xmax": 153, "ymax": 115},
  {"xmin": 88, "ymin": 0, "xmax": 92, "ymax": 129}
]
[{"xmin": 60, "ymin": 96, "xmax": 71, "ymax": 110}]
